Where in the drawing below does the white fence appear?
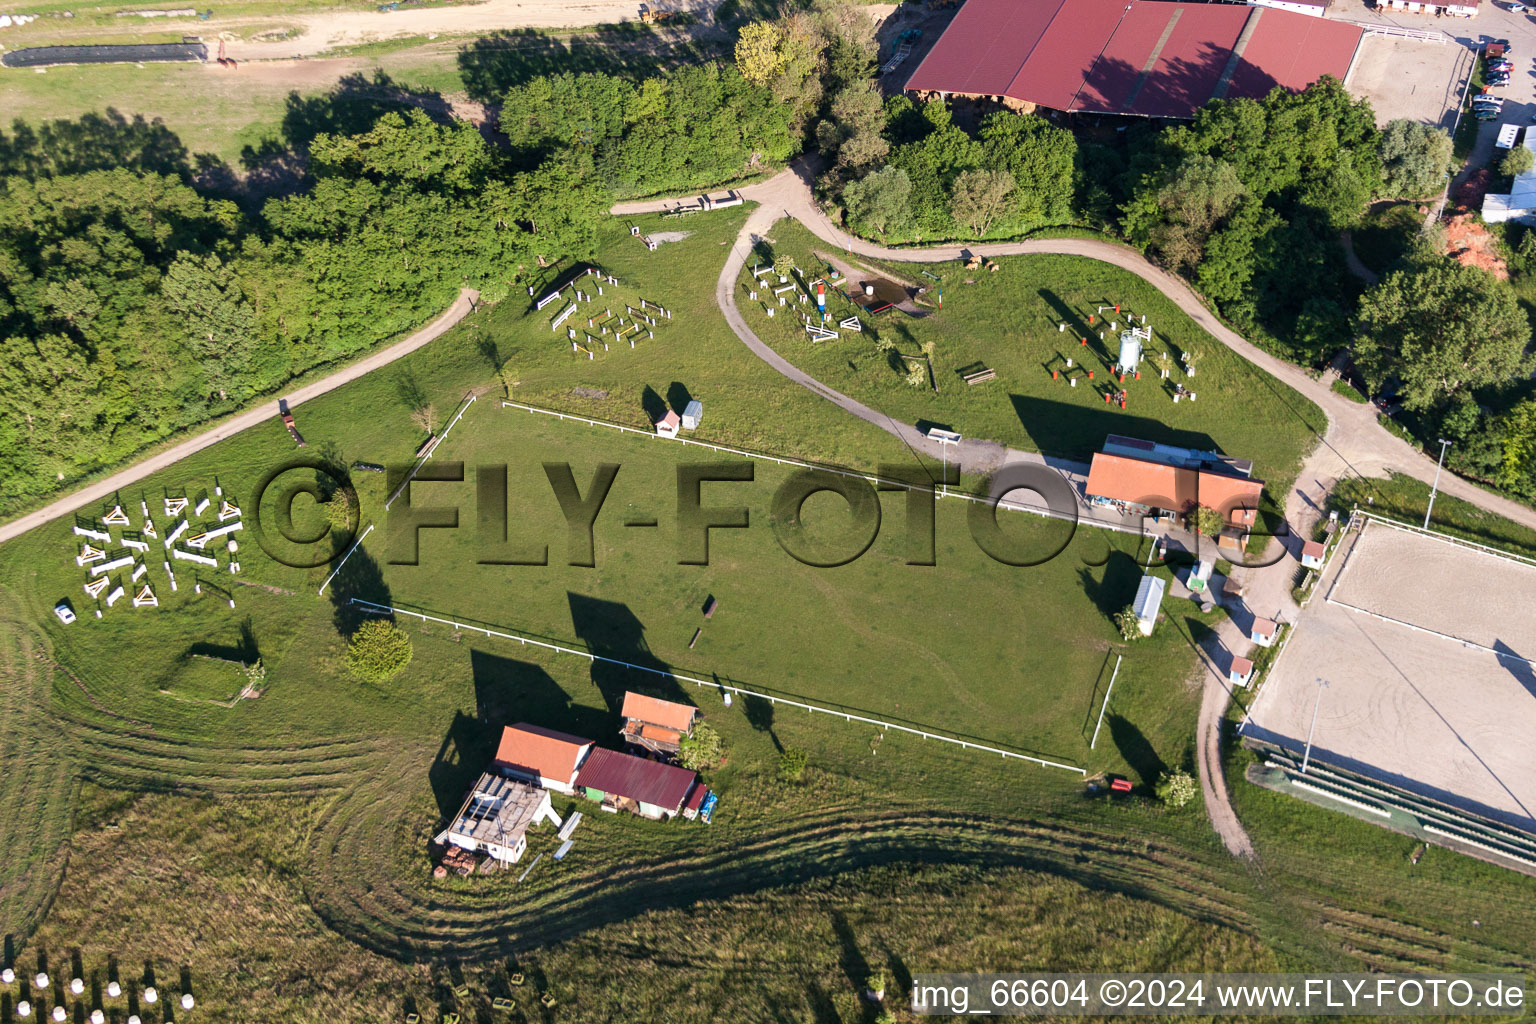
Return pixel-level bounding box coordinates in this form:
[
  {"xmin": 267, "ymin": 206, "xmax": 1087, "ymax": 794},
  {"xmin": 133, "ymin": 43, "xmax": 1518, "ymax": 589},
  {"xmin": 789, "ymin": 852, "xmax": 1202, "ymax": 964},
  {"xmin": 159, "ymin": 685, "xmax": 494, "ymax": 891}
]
[
  {"xmin": 496, "ymin": 399, "xmax": 1145, "ymax": 537},
  {"xmin": 384, "ymin": 392, "xmax": 478, "ymax": 511},
  {"xmin": 348, "ymin": 597, "xmax": 1085, "ymax": 775},
  {"xmin": 1349, "ymin": 507, "xmax": 1536, "ymax": 571}
]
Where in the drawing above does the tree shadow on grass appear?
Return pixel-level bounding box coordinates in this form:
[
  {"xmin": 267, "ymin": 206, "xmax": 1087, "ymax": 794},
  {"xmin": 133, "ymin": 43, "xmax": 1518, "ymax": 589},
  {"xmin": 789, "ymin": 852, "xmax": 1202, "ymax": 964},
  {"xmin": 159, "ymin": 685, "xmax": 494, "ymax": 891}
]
[
  {"xmin": 1107, "ymin": 713, "xmax": 1166, "ymax": 791},
  {"xmin": 1076, "ymin": 551, "xmax": 1144, "ymax": 621},
  {"xmin": 428, "ymin": 710, "xmax": 495, "ymax": 820},
  {"xmin": 327, "ymin": 544, "xmax": 392, "ymax": 636},
  {"xmin": 0, "ymin": 109, "xmax": 191, "ymax": 179},
  {"xmin": 469, "ymin": 648, "xmax": 614, "ymax": 740},
  {"xmin": 456, "ymin": 26, "xmax": 722, "ymax": 104},
  {"xmin": 567, "ymin": 592, "xmax": 692, "ymax": 714}
]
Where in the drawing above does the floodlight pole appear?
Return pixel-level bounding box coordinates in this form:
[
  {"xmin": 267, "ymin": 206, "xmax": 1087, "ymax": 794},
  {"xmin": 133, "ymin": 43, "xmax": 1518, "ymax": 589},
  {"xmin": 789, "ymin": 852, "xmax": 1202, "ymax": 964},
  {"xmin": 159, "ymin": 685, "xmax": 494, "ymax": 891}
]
[
  {"xmin": 1301, "ymin": 677, "xmax": 1331, "ymax": 774},
  {"xmin": 1424, "ymin": 438, "xmax": 1452, "ymax": 530}
]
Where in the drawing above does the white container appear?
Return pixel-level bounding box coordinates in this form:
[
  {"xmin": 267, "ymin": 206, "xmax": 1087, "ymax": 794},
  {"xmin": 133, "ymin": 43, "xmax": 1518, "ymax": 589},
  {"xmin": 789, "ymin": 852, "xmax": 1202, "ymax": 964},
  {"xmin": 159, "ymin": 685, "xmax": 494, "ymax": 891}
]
[
  {"xmin": 71, "ymin": 978, "xmax": 84, "ymax": 995},
  {"xmin": 92, "ymin": 1011, "xmax": 106, "ymax": 1024},
  {"xmin": 2, "ymin": 968, "xmax": 13, "ymax": 984},
  {"xmin": 143, "ymin": 987, "xmax": 157, "ymax": 1004},
  {"xmin": 53, "ymin": 1005, "xmax": 67, "ymax": 1022},
  {"xmin": 16, "ymin": 999, "xmax": 30, "ymax": 1017},
  {"xmin": 107, "ymin": 982, "xmax": 121, "ymax": 998},
  {"xmin": 181, "ymin": 993, "xmax": 196, "ymax": 1010},
  {"xmin": 35, "ymin": 973, "xmax": 48, "ymax": 989}
]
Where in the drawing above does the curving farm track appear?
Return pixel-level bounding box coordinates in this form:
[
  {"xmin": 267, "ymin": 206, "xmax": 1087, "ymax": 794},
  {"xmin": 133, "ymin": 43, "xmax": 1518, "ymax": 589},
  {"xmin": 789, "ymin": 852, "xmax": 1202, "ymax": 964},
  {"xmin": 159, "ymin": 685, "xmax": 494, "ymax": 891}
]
[{"xmin": 619, "ymin": 159, "xmax": 1536, "ymax": 861}]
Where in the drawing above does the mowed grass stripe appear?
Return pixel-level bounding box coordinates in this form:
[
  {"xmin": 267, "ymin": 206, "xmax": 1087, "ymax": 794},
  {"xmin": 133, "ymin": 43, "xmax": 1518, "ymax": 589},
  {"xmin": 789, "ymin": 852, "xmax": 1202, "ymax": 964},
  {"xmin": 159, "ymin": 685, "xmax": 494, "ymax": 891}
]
[
  {"xmin": 0, "ymin": 595, "xmax": 78, "ymax": 938},
  {"xmin": 301, "ymin": 768, "xmax": 1258, "ymax": 958}
]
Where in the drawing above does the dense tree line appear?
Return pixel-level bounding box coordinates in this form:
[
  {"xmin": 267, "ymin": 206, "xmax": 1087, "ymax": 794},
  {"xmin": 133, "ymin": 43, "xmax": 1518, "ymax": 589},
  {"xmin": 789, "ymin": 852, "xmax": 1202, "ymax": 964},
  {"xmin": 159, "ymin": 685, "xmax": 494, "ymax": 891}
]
[{"xmin": 0, "ymin": 110, "xmax": 604, "ymax": 510}]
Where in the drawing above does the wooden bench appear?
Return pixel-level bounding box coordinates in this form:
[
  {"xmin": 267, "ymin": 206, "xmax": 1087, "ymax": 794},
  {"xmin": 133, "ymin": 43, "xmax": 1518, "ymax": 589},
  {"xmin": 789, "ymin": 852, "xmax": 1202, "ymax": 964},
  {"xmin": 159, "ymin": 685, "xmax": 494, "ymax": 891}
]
[{"xmin": 962, "ymin": 367, "xmax": 997, "ymax": 385}]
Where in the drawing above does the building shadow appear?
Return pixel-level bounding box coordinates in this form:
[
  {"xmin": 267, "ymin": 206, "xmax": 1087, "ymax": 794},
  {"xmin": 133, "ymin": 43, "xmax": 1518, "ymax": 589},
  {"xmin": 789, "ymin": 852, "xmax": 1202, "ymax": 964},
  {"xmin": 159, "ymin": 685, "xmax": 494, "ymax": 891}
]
[
  {"xmin": 639, "ymin": 384, "xmax": 669, "ymax": 423},
  {"xmin": 1008, "ymin": 393, "xmax": 1218, "ymax": 465}
]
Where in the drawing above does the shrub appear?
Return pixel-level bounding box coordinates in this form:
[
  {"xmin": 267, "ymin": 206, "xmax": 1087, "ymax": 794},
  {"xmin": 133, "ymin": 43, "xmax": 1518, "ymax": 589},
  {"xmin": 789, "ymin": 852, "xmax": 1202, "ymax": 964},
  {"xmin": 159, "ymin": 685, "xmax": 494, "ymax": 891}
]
[
  {"xmin": 777, "ymin": 747, "xmax": 808, "ymax": 783},
  {"xmin": 1114, "ymin": 605, "xmax": 1143, "ymax": 641},
  {"xmin": 1190, "ymin": 504, "xmax": 1225, "ymax": 536},
  {"xmin": 1157, "ymin": 767, "xmax": 1198, "ymax": 808},
  {"xmin": 677, "ymin": 722, "xmax": 724, "ymax": 771},
  {"xmin": 346, "ymin": 619, "xmax": 413, "ymax": 682}
]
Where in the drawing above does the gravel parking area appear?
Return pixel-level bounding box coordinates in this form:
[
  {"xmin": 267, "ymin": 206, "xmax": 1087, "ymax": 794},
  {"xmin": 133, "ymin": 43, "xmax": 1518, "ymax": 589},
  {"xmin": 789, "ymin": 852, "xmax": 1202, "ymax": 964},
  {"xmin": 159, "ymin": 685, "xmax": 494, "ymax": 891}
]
[
  {"xmin": 1242, "ymin": 521, "xmax": 1536, "ymax": 832},
  {"xmin": 1347, "ymin": 34, "xmax": 1473, "ymax": 129}
]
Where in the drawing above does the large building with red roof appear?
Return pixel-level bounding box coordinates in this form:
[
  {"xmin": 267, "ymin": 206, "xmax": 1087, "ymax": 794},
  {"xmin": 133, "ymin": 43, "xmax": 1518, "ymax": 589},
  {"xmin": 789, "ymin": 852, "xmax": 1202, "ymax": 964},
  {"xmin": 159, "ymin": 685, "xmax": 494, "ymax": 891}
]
[{"xmin": 903, "ymin": 0, "xmax": 1365, "ymax": 120}]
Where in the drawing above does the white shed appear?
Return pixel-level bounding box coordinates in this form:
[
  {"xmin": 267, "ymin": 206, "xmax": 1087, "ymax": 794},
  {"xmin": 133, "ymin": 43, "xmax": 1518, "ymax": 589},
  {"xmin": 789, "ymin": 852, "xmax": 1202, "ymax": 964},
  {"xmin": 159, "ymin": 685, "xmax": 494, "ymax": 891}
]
[
  {"xmin": 682, "ymin": 400, "xmax": 703, "ymax": 430},
  {"xmin": 1132, "ymin": 575, "xmax": 1167, "ymax": 636}
]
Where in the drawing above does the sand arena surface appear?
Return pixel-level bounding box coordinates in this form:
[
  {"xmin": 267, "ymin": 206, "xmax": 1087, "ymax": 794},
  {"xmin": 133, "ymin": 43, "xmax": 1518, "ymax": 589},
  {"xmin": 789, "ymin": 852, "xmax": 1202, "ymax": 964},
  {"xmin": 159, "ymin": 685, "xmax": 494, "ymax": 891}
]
[
  {"xmin": 1328, "ymin": 522, "xmax": 1536, "ymax": 655},
  {"xmin": 1243, "ymin": 522, "xmax": 1536, "ymax": 832}
]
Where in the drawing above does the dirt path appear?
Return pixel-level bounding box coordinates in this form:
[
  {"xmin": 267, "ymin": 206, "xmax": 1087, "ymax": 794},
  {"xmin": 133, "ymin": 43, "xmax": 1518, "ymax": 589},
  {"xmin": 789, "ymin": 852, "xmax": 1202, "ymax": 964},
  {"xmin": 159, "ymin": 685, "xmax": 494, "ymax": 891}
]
[
  {"xmin": 1339, "ymin": 230, "xmax": 1380, "ymax": 286},
  {"xmin": 0, "ymin": 288, "xmax": 478, "ymax": 546},
  {"xmin": 223, "ymin": 0, "xmax": 707, "ymax": 60}
]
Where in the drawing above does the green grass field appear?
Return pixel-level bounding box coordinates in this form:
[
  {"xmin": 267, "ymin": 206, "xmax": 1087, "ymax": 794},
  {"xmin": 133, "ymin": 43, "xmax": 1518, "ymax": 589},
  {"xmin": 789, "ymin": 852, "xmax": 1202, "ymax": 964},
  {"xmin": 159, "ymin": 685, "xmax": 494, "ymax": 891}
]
[
  {"xmin": 738, "ymin": 220, "xmax": 1325, "ymax": 507},
  {"xmin": 4, "ymin": 205, "xmax": 1536, "ymax": 1023}
]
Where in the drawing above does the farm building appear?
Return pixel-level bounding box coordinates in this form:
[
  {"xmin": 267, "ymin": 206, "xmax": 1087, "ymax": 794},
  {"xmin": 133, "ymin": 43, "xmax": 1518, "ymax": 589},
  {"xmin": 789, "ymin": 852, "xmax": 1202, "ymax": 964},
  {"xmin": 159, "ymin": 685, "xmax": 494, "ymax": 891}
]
[
  {"xmin": 575, "ymin": 747, "xmax": 700, "ymax": 820},
  {"xmin": 1301, "ymin": 540, "xmax": 1326, "ymax": 569},
  {"xmin": 655, "ymin": 410, "xmax": 681, "ymax": 438},
  {"xmin": 1084, "ymin": 434, "xmax": 1263, "ymax": 527},
  {"xmin": 903, "ymin": 0, "xmax": 1364, "ymax": 120},
  {"xmin": 1230, "ymin": 656, "xmax": 1255, "ymax": 686},
  {"xmin": 1249, "ymin": 0, "xmax": 1330, "ymax": 15},
  {"xmin": 1251, "ymin": 617, "xmax": 1279, "ymax": 647},
  {"xmin": 1377, "ymin": 0, "xmax": 1476, "ymax": 14},
  {"xmin": 1133, "ymin": 574, "xmax": 1167, "ymax": 636},
  {"xmin": 435, "ymin": 772, "xmax": 563, "ymax": 865},
  {"xmin": 493, "ymin": 723, "xmax": 595, "ymax": 795},
  {"xmin": 1483, "ymin": 135, "xmax": 1536, "ymax": 224},
  {"xmin": 620, "ymin": 691, "xmax": 700, "ymax": 755}
]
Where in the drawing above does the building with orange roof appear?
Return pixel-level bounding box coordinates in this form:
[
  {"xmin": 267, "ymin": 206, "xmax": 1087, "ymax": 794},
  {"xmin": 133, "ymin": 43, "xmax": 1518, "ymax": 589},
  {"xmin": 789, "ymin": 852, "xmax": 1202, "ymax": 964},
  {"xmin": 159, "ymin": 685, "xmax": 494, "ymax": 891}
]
[
  {"xmin": 620, "ymin": 691, "xmax": 699, "ymax": 755},
  {"xmin": 1084, "ymin": 434, "xmax": 1262, "ymax": 529},
  {"xmin": 493, "ymin": 723, "xmax": 595, "ymax": 795}
]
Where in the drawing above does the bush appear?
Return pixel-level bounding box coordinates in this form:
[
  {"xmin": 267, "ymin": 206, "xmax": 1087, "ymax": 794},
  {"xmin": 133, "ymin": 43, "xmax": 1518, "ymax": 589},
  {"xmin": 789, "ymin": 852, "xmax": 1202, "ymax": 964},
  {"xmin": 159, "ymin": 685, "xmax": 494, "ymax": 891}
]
[
  {"xmin": 777, "ymin": 747, "xmax": 808, "ymax": 784},
  {"xmin": 677, "ymin": 722, "xmax": 724, "ymax": 771},
  {"xmin": 346, "ymin": 619, "xmax": 413, "ymax": 682},
  {"xmin": 1113, "ymin": 605, "xmax": 1143, "ymax": 641},
  {"xmin": 1190, "ymin": 504, "xmax": 1225, "ymax": 536},
  {"xmin": 1156, "ymin": 767, "xmax": 1198, "ymax": 808}
]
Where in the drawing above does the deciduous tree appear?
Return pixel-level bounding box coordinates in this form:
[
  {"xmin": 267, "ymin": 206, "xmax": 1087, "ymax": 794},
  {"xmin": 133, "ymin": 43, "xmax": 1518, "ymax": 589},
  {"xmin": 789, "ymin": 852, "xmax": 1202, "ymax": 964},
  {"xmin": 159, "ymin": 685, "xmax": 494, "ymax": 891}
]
[{"xmin": 1355, "ymin": 259, "xmax": 1533, "ymax": 411}]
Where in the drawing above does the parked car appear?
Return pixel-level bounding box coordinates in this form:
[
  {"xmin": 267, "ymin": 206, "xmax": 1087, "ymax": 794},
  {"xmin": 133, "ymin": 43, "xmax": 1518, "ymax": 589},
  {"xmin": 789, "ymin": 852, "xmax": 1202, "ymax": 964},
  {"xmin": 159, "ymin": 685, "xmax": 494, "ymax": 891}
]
[
  {"xmin": 53, "ymin": 602, "xmax": 75, "ymax": 624},
  {"xmin": 1487, "ymin": 60, "xmax": 1513, "ymax": 71},
  {"xmin": 1505, "ymin": 3, "xmax": 1526, "ymax": 13}
]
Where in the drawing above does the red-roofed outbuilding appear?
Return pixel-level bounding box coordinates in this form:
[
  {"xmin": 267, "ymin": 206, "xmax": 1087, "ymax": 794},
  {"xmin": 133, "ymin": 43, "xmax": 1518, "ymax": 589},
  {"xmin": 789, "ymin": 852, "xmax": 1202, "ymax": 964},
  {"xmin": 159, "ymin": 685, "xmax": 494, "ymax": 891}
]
[{"xmin": 904, "ymin": 0, "xmax": 1364, "ymax": 120}]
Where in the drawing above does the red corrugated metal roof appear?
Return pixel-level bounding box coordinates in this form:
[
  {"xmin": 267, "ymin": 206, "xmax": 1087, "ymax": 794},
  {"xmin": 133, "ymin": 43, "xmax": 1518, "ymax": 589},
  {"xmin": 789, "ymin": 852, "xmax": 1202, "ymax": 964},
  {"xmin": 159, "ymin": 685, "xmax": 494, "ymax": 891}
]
[
  {"xmin": 904, "ymin": 0, "xmax": 1063, "ymax": 97},
  {"xmin": 1130, "ymin": 4, "xmax": 1250, "ymax": 117},
  {"xmin": 1225, "ymin": 8, "xmax": 1362, "ymax": 101},
  {"xmin": 905, "ymin": 0, "xmax": 1361, "ymax": 120},
  {"xmin": 1005, "ymin": 0, "xmax": 1131, "ymax": 112},
  {"xmin": 575, "ymin": 748, "xmax": 697, "ymax": 810}
]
